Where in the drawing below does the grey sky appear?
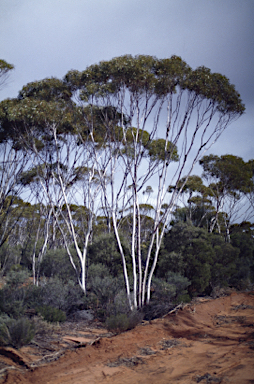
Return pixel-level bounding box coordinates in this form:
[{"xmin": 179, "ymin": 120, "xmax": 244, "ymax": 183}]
[{"xmin": 1, "ymin": 0, "xmax": 253, "ymax": 162}]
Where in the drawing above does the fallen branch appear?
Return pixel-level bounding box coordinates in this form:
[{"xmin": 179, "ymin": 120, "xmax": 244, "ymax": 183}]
[{"xmin": 162, "ymin": 303, "xmax": 184, "ymax": 318}]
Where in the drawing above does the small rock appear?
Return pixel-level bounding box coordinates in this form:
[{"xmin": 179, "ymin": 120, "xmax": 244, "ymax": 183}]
[{"xmin": 73, "ymin": 310, "xmax": 94, "ymax": 321}]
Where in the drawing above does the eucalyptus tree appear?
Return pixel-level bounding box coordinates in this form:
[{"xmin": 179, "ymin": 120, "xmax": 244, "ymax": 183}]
[
  {"xmin": 199, "ymin": 154, "xmax": 254, "ymax": 239},
  {"xmin": 0, "ymin": 78, "xmax": 101, "ymax": 292},
  {"xmin": 0, "ymin": 59, "xmax": 14, "ymax": 91},
  {"xmin": 18, "ymin": 168, "xmax": 56, "ymax": 284},
  {"xmin": 0, "ymin": 96, "xmax": 30, "ymax": 248},
  {"xmin": 169, "ymin": 175, "xmax": 214, "ymax": 229},
  {"xmin": 65, "ymin": 54, "xmax": 245, "ymax": 308},
  {"xmin": 0, "ymin": 197, "xmax": 32, "ymax": 274},
  {"xmin": 246, "ymin": 159, "xmax": 254, "ymax": 214},
  {"xmin": 0, "ymin": 148, "xmax": 30, "ymax": 248}
]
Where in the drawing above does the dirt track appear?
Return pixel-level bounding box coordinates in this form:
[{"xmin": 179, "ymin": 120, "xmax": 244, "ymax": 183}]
[{"xmin": 1, "ymin": 291, "xmax": 254, "ymax": 384}]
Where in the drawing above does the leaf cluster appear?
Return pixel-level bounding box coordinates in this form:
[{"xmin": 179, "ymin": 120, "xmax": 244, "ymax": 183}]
[
  {"xmin": 65, "ymin": 55, "xmax": 245, "ymax": 115},
  {"xmin": 200, "ymin": 154, "xmax": 254, "ymax": 194}
]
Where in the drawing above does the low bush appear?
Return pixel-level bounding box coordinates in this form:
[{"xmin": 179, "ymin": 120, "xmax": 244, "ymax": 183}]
[
  {"xmin": 36, "ymin": 305, "xmax": 66, "ymax": 323},
  {"xmin": 0, "ymin": 297, "xmax": 25, "ymax": 319},
  {"xmin": 105, "ymin": 313, "xmax": 130, "ymax": 333},
  {"xmin": 0, "ymin": 317, "xmax": 35, "ymax": 349},
  {"xmin": 105, "ymin": 310, "xmax": 143, "ymax": 333},
  {"xmin": 87, "ymin": 264, "xmax": 126, "ymax": 320},
  {"xmin": 165, "ymin": 272, "xmax": 191, "ymax": 303},
  {"xmin": 32, "ymin": 315, "xmax": 59, "ymax": 337},
  {"xmin": 38, "ymin": 278, "xmax": 87, "ymax": 314},
  {"xmin": 177, "ymin": 293, "xmax": 191, "ymax": 303},
  {"xmin": 40, "ymin": 248, "xmax": 78, "ymax": 282},
  {"xmin": 5, "ymin": 269, "xmax": 30, "ymax": 288},
  {"xmin": 0, "ymin": 270, "xmax": 31, "ymax": 319}
]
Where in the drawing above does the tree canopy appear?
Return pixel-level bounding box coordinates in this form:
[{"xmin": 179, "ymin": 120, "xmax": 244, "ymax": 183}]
[{"xmin": 0, "ymin": 59, "xmax": 14, "ymax": 91}]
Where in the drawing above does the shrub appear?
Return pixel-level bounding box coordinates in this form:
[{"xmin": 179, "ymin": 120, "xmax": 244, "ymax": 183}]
[
  {"xmin": 40, "ymin": 248, "xmax": 78, "ymax": 282},
  {"xmin": 105, "ymin": 310, "xmax": 143, "ymax": 333},
  {"xmin": 142, "ymin": 275, "xmax": 191, "ymax": 320},
  {"xmin": 177, "ymin": 293, "xmax": 191, "ymax": 303},
  {"xmin": 38, "ymin": 278, "xmax": 87, "ymax": 314},
  {"xmin": 0, "ymin": 275, "xmax": 86, "ymax": 320},
  {"xmin": 0, "ymin": 270, "xmax": 32, "ymax": 318},
  {"xmin": 109, "ymin": 289, "xmax": 130, "ymax": 316},
  {"xmin": 32, "ymin": 315, "xmax": 59, "ymax": 337},
  {"xmin": 0, "ymin": 300, "xmax": 25, "ymax": 319},
  {"xmin": 87, "ymin": 234, "xmax": 124, "ymax": 277},
  {"xmin": 36, "ymin": 305, "xmax": 66, "ymax": 323},
  {"xmin": 0, "ymin": 288, "xmax": 26, "ymax": 319},
  {"xmin": 165, "ymin": 272, "xmax": 191, "ymax": 303},
  {"xmin": 141, "ymin": 278, "xmax": 175, "ymax": 320},
  {"xmin": 0, "ymin": 317, "xmax": 35, "ymax": 349},
  {"xmin": 23, "ymin": 283, "xmax": 42, "ymax": 309},
  {"xmin": 106, "ymin": 313, "xmax": 130, "ymax": 333},
  {"xmin": 0, "ymin": 245, "xmax": 23, "ymax": 275},
  {"xmin": 87, "ymin": 264, "xmax": 125, "ymax": 319},
  {"xmin": 5, "ymin": 269, "xmax": 30, "ymax": 288}
]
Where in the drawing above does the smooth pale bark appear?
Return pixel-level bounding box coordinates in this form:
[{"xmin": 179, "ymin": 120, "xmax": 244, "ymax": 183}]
[
  {"xmin": 51, "ymin": 127, "xmax": 101, "ymax": 294},
  {"xmin": 32, "ymin": 206, "xmax": 52, "ymax": 285}
]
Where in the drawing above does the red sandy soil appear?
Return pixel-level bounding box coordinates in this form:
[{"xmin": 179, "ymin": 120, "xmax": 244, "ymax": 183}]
[{"xmin": 1, "ymin": 291, "xmax": 254, "ymax": 384}]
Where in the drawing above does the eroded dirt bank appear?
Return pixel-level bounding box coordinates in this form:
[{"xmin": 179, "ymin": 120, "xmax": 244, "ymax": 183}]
[{"xmin": 1, "ymin": 292, "xmax": 254, "ymax": 384}]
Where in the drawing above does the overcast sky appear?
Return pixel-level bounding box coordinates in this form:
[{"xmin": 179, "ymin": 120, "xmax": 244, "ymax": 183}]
[{"xmin": 1, "ymin": 0, "xmax": 253, "ymax": 163}]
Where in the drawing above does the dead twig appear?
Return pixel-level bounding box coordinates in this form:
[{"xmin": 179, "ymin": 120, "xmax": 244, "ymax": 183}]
[{"xmin": 162, "ymin": 303, "xmax": 184, "ymax": 317}]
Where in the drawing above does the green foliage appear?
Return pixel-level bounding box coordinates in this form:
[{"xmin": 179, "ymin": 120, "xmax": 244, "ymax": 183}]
[
  {"xmin": 0, "ymin": 299, "xmax": 24, "ymax": 319},
  {"xmin": 184, "ymin": 238, "xmax": 214, "ymax": 294},
  {"xmin": 160, "ymin": 224, "xmax": 214, "ymax": 294},
  {"xmin": 23, "ymin": 284, "xmax": 42, "ymax": 309},
  {"xmin": 0, "ymin": 270, "xmax": 30, "ymax": 318},
  {"xmin": 36, "ymin": 305, "xmax": 66, "ymax": 323},
  {"xmin": 0, "ymin": 245, "xmax": 23, "ymax": 275},
  {"xmin": 143, "ymin": 274, "xmax": 190, "ymax": 320},
  {"xmin": 200, "ymin": 154, "xmax": 253, "ymax": 194},
  {"xmin": 181, "ymin": 66, "xmax": 245, "ymax": 114},
  {"xmin": 18, "ymin": 78, "xmax": 72, "ymax": 102},
  {"xmin": 65, "ymin": 54, "xmax": 244, "ymax": 115},
  {"xmin": 105, "ymin": 310, "xmax": 143, "ymax": 333},
  {"xmin": 88, "ymin": 234, "xmax": 124, "ymax": 277},
  {"xmin": 105, "ymin": 313, "xmax": 130, "ymax": 333},
  {"xmin": 32, "ymin": 315, "xmax": 59, "ymax": 338},
  {"xmin": 87, "ymin": 263, "xmax": 125, "ymax": 306},
  {"xmin": 0, "ymin": 59, "xmax": 14, "ymax": 74},
  {"xmin": 0, "ymin": 274, "xmax": 86, "ymax": 321},
  {"xmin": 86, "ymin": 264, "xmax": 132, "ymax": 320},
  {"xmin": 147, "ymin": 138, "xmax": 178, "ymax": 163},
  {"xmin": 0, "ymin": 59, "xmax": 14, "ymax": 90},
  {"xmin": 0, "ymin": 316, "xmax": 35, "ymax": 349},
  {"xmin": 151, "ymin": 277, "xmax": 176, "ymax": 302},
  {"xmin": 40, "ymin": 248, "xmax": 78, "ymax": 282},
  {"xmin": 0, "ymin": 88, "xmax": 82, "ymax": 149},
  {"xmin": 38, "ymin": 278, "xmax": 86, "ymax": 313},
  {"xmin": 230, "ymin": 222, "xmax": 254, "ymax": 287},
  {"xmin": 160, "ymin": 223, "xmax": 241, "ymax": 294},
  {"xmin": 210, "ymin": 235, "xmax": 239, "ymax": 288},
  {"xmin": 165, "ymin": 272, "xmax": 191, "ymax": 303},
  {"xmin": 5, "ymin": 269, "xmax": 30, "ymax": 288}
]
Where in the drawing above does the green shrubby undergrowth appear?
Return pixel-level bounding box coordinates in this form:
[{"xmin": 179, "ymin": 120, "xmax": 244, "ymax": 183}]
[
  {"xmin": 0, "ymin": 316, "xmax": 35, "ymax": 349},
  {"xmin": 0, "ymin": 223, "xmax": 253, "ymax": 346}
]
